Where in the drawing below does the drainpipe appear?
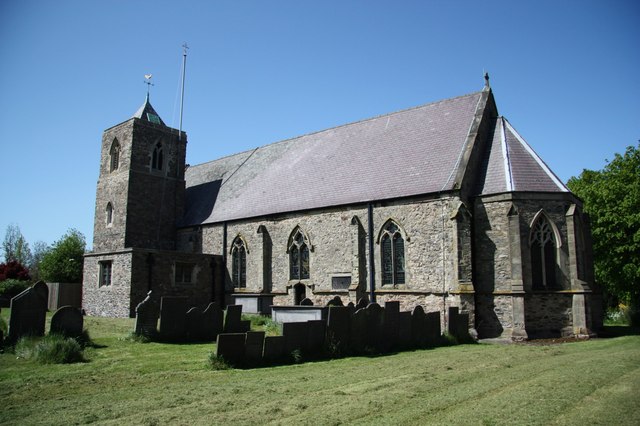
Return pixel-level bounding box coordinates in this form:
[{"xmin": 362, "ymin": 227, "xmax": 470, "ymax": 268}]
[{"xmin": 367, "ymin": 203, "xmax": 376, "ymax": 303}]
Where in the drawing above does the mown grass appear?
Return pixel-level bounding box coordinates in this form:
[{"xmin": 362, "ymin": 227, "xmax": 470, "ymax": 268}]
[{"xmin": 1, "ymin": 308, "xmax": 639, "ymax": 425}]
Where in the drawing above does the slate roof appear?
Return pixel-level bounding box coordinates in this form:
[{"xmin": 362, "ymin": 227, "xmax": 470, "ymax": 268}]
[{"xmin": 182, "ymin": 88, "xmax": 568, "ymax": 227}]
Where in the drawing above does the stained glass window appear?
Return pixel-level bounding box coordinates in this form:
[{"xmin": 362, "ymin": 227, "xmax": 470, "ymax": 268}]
[
  {"xmin": 232, "ymin": 238, "xmax": 247, "ymax": 288},
  {"xmin": 530, "ymin": 215, "xmax": 557, "ymax": 289}
]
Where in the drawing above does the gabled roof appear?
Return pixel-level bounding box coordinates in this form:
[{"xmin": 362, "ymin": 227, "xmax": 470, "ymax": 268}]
[
  {"xmin": 132, "ymin": 94, "xmax": 166, "ymax": 126},
  {"xmin": 476, "ymin": 117, "xmax": 568, "ymax": 194},
  {"xmin": 182, "ymin": 88, "xmax": 568, "ymax": 227}
]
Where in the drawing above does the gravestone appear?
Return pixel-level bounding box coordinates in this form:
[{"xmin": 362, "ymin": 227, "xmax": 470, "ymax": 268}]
[
  {"xmin": 216, "ymin": 333, "xmax": 246, "ymax": 366},
  {"xmin": 326, "ymin": 306, "xmax": 350, "ymax": 355},
  {"xmin": 383, "ymin": 301, "xmax": 400, "ymax": 351},
  {"xmin": 134, "ymin": 291, "xmax": 159, "ymax": 338},
  {"xmin": 425, "ymin": 311, "xmax": 442, "ymax": 344},
  {"xmin": 365, "ymin": 303, "xmax": 384, "ymax": 351},
  {"xmin": 159, "ymin": 297, "xmax": 188, "ymax": 341},
  {"xmin": 411, "ymin": 305, "xmax": 428, "ymax": 348},
  {"xmin": 397, "ymin": 311, "xmax": 412, "ymax": 349},
  {"xmin": 326, "ymin": 296, "xmax": 344, "ymax": 307},
  {"xmin": 245, "ymin": 331, "xmax": 265, "ymax": 363},
  {"xmin": 306, "ymin": 319, "xmax": 326, "ymax": 355},
  {"xmin": 8, "ymin": 281, "xmax": 48, "ymax": 341},
  {"xmin": 283, "ymin": 321, "xmax": 310, "ymax": 354},
  {"xmin": 223, "ymin": 305, "xmax": 243, "ymax": 333},
  {"xmin": 263, "ymin": 335, "xmax": 286, "ymax": 363},
  {"xmin": 349, "ymin": 308, "xmax": 368, "ymax": 354},
  {"xmin": 50, "ymin": 306, "xmax": 83, "ymax": 337},
  {"xmin": 300, "ymin": 298, "xmax": 314, "ymax": 306},
  {"xmin": 185, "ymin": 307, "xmax": 205, "ymax": 341},
  {"xmin": 355, "ymin": 297, "xmax": 369, "ymax": 311},
  {"xmin": 202, "ymin": 302, "xmax": 223, "ymax": 341},
  {"xmin": 447, "ymin": 307, "xmax": 469, "ymax": 341}
]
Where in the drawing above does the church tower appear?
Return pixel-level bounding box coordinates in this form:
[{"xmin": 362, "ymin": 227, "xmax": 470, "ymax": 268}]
[{"xmin": 92, "ymin": 95, "xmax": 186, "ymax": 252}]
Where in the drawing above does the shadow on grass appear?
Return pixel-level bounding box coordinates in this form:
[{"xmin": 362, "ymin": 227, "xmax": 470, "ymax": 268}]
[{"xmin": 598, "ymin": 325, "xmax": 640, "ymax": 338}]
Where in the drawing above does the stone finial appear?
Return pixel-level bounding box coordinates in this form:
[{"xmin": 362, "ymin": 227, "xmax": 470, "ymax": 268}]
[{"xmin": 484, "ymin": 72, "xmax": 490, "ymax": 89}]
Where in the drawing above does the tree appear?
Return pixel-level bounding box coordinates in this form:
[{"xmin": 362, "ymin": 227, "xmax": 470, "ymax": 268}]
[
  {"xmin": 39, "ymin": 229, "xmax": 86, "ymax": 283},
  {"xmin": 0, "ymin": 260, "xmax": 31, "ymax": 281},
  {"xmin": 567, "ymin": 143, "xmax": 640, "ymax": 312},
  {"xmin": 28, "ymin": 241, "xmax": 50, "ymax": 282},
  {"xmin": 2, "ymin": 224, "xmax": 32, "ymax": 265}
]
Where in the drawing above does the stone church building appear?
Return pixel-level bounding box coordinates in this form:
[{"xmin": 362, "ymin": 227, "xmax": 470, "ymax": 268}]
[{"xmin": 82, "ymin": 79, "xmax": 602, "ymax": 339}]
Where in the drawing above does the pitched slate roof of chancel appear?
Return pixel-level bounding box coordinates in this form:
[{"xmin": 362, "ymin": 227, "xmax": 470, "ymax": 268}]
[
  {"xmin": 475, "ymin": 117, "xmax": 569, "ymax": 195},
  {"xmin": 183, "ymin": 90, "xmax": 488, "ymax": 226}
]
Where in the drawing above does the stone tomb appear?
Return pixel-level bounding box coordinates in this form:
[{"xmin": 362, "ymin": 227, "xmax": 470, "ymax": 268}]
[
  {"xmin": 8, "ymin": 281, "xmax": 48, "ymax": 341},
  {"xmin": 50, "ymin": 306, "xmax": 84, "ymax": 337}
]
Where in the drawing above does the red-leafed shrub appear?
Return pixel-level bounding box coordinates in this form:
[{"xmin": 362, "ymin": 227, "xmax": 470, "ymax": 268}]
[{"xmin": 0, "ymin": 260, "xmax": 31, "ymax": 282}]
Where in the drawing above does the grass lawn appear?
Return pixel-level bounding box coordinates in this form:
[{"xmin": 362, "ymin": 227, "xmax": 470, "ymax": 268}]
[{"xmin": 1, "ymin": 310, "xmax": 639, "ymax": 425}]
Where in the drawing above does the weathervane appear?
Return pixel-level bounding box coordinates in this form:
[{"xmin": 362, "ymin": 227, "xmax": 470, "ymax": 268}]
[{"xmin": 144, "ymin": 74, "xmax": 154, "ymax": 97}]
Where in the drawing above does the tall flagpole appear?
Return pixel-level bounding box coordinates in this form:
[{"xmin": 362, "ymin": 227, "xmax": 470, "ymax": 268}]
[{"xmin": 179, "ymin": 43, "xmax": 189, "ymax": 140}]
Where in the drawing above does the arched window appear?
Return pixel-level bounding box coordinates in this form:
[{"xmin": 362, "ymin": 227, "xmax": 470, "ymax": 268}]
[
  {"xmin": 380, "ymin": 221, "xmax": 405, "ymax": 286},
  {"xmin": 151, "ymin": 142, "xmax": 164, "ymax": 171},
  {"xmin": 231, "ymin": 237, "xmax": 247, "ymax": 288},
  {"xmin": 106, "ymin": 202, "xmax": 114, "ymax": 226},
  {"xmin": 109, "ymin": 139, "xmax": 120, "ymax": 172},
  {"xmin": 530, "ymin": 214, "xmax": 558, "ymax": 289},
  {"xmin": 289, "ymin": 229, "xmax": 310, "ymax": 280}
]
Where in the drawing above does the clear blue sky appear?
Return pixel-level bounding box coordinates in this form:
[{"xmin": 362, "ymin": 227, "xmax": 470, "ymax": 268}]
[{"xmin": 0, "ymin": 0, "xmax": 638, "ymax": 253}]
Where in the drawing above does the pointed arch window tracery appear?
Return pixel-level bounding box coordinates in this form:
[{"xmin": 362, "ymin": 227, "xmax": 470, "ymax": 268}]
[
  {"xmin": 289, "ymin": 229, "xmax": 310, "ymax": 280},
  {"xmin": 380, "ymin": 220, "xmax": 405, "ymax": 286},
  {"xmin": 231, "ymin": 237, "xmax": 247, "ymax": 288},
  {"xmin": 151, "ymin": 142, "xmax": 164, "ymax": 171},
  {"xmin": 530, "ymin": 214, "xmax": 558, "ymax": 289}
]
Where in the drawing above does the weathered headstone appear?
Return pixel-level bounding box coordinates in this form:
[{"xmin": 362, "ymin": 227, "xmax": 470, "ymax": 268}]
[
  {"xmin": 306, "ymin": 319, "xmax": 326, "ymax": 355},
  {"xmin": 448, "ymin": 307, "xmax": 469, "ymax": 341},
  {"xmin": 263, "ymin": 335, "xmax": 286, "ymax": 363},
  {"xmin": 8, "ymin": 281, "xmax": 48, "ymax": 341},
  {"xmin": 185, "ymin": 307, "xmax": 205, "ymax": 341},
  {"xmin": 202, "ymin": 302, "xmax": 223, "ymax": 341},
  {"xmin": 326, "ymin": 306, "xmax": 350, "ymax": 355},
  {"xmin": 50, "ymin": 306, "xmax": 83, "ymax": 337},
  {"xmin": 326, "ymin": 296, "xmax": 344, "ymax": 307},
  {"xmin": 411, "ymin": 305, "xmax": 428, "ymax": 348},
  {"xmin": 425, "ymin": 311, "xmax": 442, "ymax": 344},
  {"xmin": 355, "ymin": 297, "xmax": 369, "ymax": 311},
  {"xmin": 283, "ymin": 321, "xmax": 310, "ymax": 355},
  {"xmin": 134, "ymin": 291, "xmax": 159, "ymax": 338},
  {"xmin": 349, "ymin": 308, "xmax": 368, "ymax": 354},
  {"xmin": 223, "ymin": 305, "xmax": 243, "ymax": 333},
  {"xmin": 159, "ymin": 296, "xmax": 188, "ymax": 341},
  {"xmin": 300, "ymin": 298, "xmax": 314, "ymax": 306},
  {"xmin": 365, "ymin": 302, "xmax": 384, "ymax": 351},
  {"xmin": 383, "ymin": 301, "xmax": 400, "ymax": 351},
  {"xmin": 216, "ymin": 333, "xmax": 246, "ymax": 366},
  {"xmin": 397, "ymin": 311, "xmax": 412, "ymax": 349},
  {"xmin": 245, "ymin": 331, "xmax": 265, "ymax": 363}
]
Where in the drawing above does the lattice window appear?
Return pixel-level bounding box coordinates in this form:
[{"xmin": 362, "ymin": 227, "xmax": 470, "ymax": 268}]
[{"xmin": 380, "ymin": 221, "xmax": 405, "ymax": 286}]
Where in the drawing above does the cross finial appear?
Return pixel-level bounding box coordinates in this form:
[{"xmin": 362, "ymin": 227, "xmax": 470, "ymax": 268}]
[
  {"xmin": 182, "ymin": 42, "xmax": 189, "ymax": 56},
  {"xmin": 144, "ymin": 74, "xmax": 154, "ymax": 98},
  {"xmin": 484, "ymin": 72, "xmax": 490, "ymax": 88}
]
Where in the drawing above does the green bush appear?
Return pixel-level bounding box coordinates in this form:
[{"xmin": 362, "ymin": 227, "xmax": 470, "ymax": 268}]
[
  {"xmin": 242, "ymin": 314, "xmax": 282, "ymax": 336},
  {"xmin": 0, "ymin": 278, "xmax": 31, "ymax": 299},
  {"xmin": 15, "ymin": 334, "xmax": 85, "ymax": 364},
  {"xmin": 207, "ymin": 352, "xmax": 231, "ymax": 370}
]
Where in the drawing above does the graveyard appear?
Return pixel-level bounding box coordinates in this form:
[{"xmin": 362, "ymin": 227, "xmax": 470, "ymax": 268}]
[{"xmin": 1, "ymin": 304, "xmax": 640, "ymax": 425}]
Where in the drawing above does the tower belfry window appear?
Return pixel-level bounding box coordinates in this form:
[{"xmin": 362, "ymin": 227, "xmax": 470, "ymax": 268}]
[
  {"xmin": 109, "ymin": 139, "xmax": 120, "ymax": 172},
  {"xmin": 151, "ymin": 142, "xmax": 164, "ymax": 171}
]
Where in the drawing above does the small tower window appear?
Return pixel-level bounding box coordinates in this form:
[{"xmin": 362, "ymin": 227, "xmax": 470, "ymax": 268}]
[
  {"xmin": 109, "ymin": 139, "xmax": 120, "ymax": 172},
  {"xmin": 231, "ymin": 237, "xmax": 247, "ymax": 288},
  {"xmin": 380, "ymin": 220, "xmax": 405, "ymax": 286},
  {"xmin": 106, "ymin": 202, "xmax": 114, "ymax": 226},
  {"xmin": 99, "ymin": 260, "xmax": 112, "ymax": 287},
  {"xmin": 151, "ymin": 142, "xmax": 164, "ymax": 171}
]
